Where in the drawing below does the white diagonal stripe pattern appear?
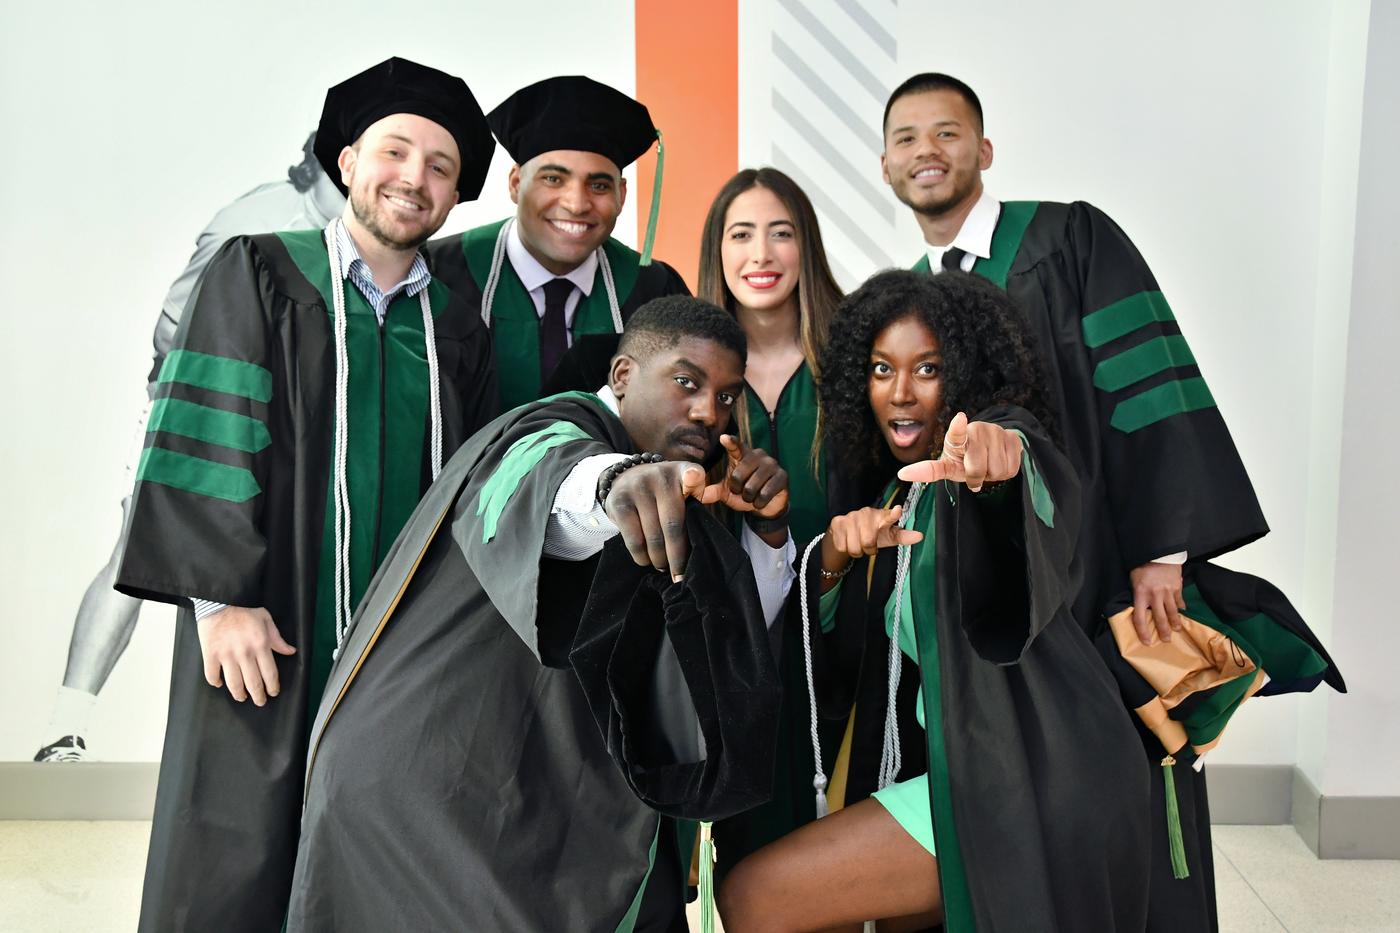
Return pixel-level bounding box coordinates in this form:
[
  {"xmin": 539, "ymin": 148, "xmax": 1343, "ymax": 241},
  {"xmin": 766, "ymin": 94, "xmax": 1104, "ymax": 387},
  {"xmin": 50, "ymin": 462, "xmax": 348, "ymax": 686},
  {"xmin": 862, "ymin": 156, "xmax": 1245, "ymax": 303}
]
[{"xmin": 767, "ymin": 0, "xmax": 902, "ymax": 290}]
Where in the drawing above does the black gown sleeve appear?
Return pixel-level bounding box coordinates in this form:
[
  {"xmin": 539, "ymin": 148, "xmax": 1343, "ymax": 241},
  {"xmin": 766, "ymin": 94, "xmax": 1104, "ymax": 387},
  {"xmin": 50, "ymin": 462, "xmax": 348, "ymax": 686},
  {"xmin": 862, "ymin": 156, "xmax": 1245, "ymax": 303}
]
[
  {"xmin": 115, "ymin": 236, "xmax": 276, "ymax": 608},
  {"xmin": 946, "ymin": 405, "xmax": 1083, "ymax": 663},
  {"xmin": 1067, "ymin": 202, "xmax": 1268, "ymax": 569},
  {"xmin": 569, "ymin": 500, "xmax": 782, "ymax": 820}
]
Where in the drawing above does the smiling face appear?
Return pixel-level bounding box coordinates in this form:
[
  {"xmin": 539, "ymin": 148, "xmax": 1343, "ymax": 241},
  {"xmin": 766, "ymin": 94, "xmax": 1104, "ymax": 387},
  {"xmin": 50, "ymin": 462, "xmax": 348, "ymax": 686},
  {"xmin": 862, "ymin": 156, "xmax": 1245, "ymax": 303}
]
[
  {"xmin": 881, "ymin": 89, "xmax": 992, "ymax": 220},
  {"xmin": 338, "ymin": 113, "xmax": 461, "ymax": 251},
  {"xmin": 868, "ymin": 313, "xmax": 945, "ymax": 465},
  {"xmin": 720, "ymin": 185, "xmax": 801, "ymax": 316},
  {"xmin": 510, "ymin": 149, "xmax": 627, "ymax": 275},
  {"xmin": 611, "ymin": 336, "xmax": 745, "ymax": 463}
]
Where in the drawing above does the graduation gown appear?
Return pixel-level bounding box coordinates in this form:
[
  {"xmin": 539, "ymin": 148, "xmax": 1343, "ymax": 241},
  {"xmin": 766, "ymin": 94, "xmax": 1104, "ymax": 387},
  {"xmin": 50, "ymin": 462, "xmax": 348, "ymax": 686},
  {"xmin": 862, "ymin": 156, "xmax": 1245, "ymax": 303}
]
[
  {"xmin": 917, "ymin": 201, "xmax": 1268, "ymax": 929},
  {"xmin": 804, "ymin": 407, "xmax": 1149, "ymax": 933},
  {"xmin": 287, "ymin": 393, "xmax": 781, "ymax": 933},
  {"xmin": 115, "ymin": 231, "xmax": 497, "ymax": 933},
  {"xmin": 427, "ymin": 219, "xmax": 690, "ymax": 410}
]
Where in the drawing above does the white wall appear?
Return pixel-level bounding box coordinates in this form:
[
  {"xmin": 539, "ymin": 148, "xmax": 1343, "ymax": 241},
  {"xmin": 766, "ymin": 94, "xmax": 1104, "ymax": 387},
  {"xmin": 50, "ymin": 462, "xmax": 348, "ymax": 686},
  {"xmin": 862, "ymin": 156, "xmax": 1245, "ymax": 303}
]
[
  {"xmin": 1, "ymin": 0, "xmax": 1387, "ymax": 791},
  {"xmin": 739, "ymin": 0, "xmax": 1348, "ymax": 767},
  {"xmin": 1308, "ymin": 0, "xmax": 1400, "ymax": 798},
  {"xmin": 0, "ymin": 0, "xmax": 637, "ymax": 761}
]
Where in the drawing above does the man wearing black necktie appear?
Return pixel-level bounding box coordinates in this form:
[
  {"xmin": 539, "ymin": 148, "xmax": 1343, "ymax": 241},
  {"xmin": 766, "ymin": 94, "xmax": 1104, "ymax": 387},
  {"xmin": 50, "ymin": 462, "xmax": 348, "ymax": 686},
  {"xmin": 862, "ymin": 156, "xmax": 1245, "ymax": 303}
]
[
  {"xmin": 428, "ymin": 76, "xmax": 691, "ymax": 410},
  {"xmin": 876, "ymin": 72, "xmax": 1269, "ymax": 931}
]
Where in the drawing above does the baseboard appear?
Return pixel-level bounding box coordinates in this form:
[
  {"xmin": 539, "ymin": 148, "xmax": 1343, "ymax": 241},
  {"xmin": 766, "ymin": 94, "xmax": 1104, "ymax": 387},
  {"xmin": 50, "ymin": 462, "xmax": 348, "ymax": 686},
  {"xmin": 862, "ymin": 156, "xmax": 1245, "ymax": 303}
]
[
  {"xmin": 1206, "ymin": 763, "xmax": 1295, "ymax": 824},
  {"xmin": 3, "ymin": 761, "xmax": 1397, "ymax": 859},
  {"xmin": 0, "ymin": 762, "xmax": 157, "ymax": 820},
  {"xmin": 1291, "ymin": 767, "xmax": 1400, "ymax": 859}
]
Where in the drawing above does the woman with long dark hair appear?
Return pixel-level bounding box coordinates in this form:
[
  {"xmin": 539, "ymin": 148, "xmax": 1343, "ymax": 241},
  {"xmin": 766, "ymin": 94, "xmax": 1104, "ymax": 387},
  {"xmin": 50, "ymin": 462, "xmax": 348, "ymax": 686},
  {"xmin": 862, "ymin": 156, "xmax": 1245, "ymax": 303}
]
[
  {"xmin": 696, "ymin": 168, "xmax": 849, "ymax": 878},
  {"xmin": 696, "ymin": 167, "xmax": 842, "ymax": 548},
  {"xmin": 718, "ymin": 270, "xmax": 1149, "ymax": 932}
]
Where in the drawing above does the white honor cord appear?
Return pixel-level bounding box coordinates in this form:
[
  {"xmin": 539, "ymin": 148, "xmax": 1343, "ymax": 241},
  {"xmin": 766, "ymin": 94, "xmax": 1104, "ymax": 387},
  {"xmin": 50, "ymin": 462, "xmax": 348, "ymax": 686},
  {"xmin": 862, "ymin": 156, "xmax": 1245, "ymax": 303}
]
[
  {"xmin": 480, "ymin": 219, "xmax": 623, "ymax": 334},
  {"xmin": 596, "ymin": 247, "xmax": 624, "ymax": 331},
  {"xmin": 325, "ymin": 221, "xmax": 444, "ymax": 660},
  {"xmin": 878, "ymin": 481, "xmax": 925, "ymax": 791},
  {"xmin": 799, "ymin": 481, "xmax": 928, "ymax": 821},
  {"xmin": 797, "ymin": 534, "xmax": 830, "ymax": 818},
  {"xmin": 420, "ymin": 292, "xmax": 443, "ymax": 482},
  {"xmin": 325, "ymin": 223, "xmax": 354, "ymax": 661}
]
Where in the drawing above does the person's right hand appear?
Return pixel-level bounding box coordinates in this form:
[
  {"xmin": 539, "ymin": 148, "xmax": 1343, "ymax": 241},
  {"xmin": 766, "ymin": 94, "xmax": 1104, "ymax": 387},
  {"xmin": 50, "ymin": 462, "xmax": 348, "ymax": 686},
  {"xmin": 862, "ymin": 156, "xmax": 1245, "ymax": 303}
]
[
  {"xmin": 819, "ymin": 505, "xmax": 925, "ymax": 577},
  {"xmin": 602, "ymin": 461, "xmax": 709, "ymax": 582},
  {"xmin": 196, "ymin": 606, "xmax": 297, "ymax": 706}
]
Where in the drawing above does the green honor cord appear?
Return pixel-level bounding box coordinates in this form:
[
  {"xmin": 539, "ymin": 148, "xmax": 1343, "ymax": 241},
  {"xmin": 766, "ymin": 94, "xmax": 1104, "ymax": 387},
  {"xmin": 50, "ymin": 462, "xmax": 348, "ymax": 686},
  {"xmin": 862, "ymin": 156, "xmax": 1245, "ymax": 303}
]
[
  {"xmin": 697, "ymin": 820, "xmax": 716, "ymax": 932},
  {"xmin": 1162, "ymin": 755, "xmax": 1190, "ymax": 879},
  {"xmin": 639, "ymin": 129, "xmax": 664, "ymax": 266}
]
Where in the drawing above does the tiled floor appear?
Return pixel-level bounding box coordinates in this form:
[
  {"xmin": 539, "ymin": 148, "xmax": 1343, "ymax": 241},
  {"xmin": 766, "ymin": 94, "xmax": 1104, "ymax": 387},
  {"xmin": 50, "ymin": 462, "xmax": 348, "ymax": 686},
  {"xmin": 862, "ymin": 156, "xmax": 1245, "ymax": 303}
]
[{"xmin": 1, "ymin": 822, "xmax": 1396, "ymax": 931}]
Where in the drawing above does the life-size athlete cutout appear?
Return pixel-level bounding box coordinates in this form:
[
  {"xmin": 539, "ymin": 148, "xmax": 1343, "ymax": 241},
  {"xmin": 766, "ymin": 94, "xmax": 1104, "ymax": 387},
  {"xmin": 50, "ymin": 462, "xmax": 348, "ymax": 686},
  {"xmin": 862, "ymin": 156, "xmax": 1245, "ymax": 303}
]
[
  {"xmin": 288, "ymin": 298, "xmax": 794, "ymax": 932},
  {"xmin": 883, "ymin": 72, "xmax": 1268, "ymax": 929},
  {"xmin": 114, "ymin": 58, "xmax": 498, "ymax": 932}
]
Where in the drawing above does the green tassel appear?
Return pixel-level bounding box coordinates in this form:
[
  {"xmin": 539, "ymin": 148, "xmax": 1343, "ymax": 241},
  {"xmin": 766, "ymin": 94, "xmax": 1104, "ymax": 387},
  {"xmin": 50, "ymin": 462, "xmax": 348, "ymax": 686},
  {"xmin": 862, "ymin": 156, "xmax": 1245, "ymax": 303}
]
[
  {"xmin": 697, "ymin": 820, "xmax": 716, "ymax": 933},
  {"xmin": 639, "ymin": 129, "xmax": 664, "ymax": 267},
  {"xmin": 1162, "ymin": 755, "xmax": 1190, "ymax": 879}
]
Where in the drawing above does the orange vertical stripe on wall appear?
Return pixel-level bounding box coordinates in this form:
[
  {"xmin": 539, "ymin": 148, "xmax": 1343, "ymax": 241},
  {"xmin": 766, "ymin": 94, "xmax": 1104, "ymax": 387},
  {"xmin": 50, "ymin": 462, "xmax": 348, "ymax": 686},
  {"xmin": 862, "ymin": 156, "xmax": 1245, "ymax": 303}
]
[{"xmin": 635, "ymin": 1, "xmax": 738, "ymax": 293}]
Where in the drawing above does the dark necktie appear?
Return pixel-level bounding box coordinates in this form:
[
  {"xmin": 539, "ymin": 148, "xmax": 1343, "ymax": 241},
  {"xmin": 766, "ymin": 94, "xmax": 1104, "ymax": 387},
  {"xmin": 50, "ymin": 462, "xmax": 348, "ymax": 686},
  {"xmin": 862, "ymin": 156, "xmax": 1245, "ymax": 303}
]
[
  {"xmin": 942, "ymin": 246, "xmax": 968, "ymax": 273},
  {"xmin": 539, "ymin": 278, "xmax": 574, "ymax": 384}
]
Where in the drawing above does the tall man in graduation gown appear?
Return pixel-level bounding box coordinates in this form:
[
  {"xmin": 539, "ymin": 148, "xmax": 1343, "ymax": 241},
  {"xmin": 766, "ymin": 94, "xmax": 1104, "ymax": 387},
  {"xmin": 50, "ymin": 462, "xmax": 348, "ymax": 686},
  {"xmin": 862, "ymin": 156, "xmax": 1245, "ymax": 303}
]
[
  {"xmin": 427, "ymin": 76, "xmax": 690, "ymax": 411},
  {"xmin": 880, "ymin": 72, "xmax": 1268, "ymax": 930},
  {"xmin": 288, "ymin": 298, "xmax": 793, "ymax": 933},
  {"xmin": 114, "ymin": 58, "xmax": 499, "ymax": 933}
]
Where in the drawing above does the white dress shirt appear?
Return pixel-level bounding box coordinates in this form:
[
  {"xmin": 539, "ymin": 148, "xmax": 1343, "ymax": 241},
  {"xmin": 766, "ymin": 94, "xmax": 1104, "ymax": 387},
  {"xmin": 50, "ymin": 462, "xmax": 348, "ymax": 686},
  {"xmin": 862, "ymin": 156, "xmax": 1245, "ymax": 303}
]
[
  {"xmin": 924, "ymin": 189, "xmax": 1000, "ymax": 273},
  {"xmin": 505, "ymin": 221, "xmax": 597, "ymax": 345}
]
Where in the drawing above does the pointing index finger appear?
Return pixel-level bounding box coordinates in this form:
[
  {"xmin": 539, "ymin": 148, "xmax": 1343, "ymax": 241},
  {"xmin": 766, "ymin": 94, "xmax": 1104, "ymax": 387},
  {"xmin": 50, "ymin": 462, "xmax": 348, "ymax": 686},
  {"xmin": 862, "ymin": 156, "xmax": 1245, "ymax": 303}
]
[
  {"xmin": 941, "ymin": 412, "xmax": 969, "ymax": 460},
  {"xmin": 720, "ymin": 434, "xmax": 744, "ymax": 463}
]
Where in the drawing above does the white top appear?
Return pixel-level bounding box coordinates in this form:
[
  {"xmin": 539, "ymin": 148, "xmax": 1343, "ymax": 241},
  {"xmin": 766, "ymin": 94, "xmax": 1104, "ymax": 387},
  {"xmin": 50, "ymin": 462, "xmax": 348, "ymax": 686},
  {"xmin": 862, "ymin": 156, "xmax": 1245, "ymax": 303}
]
[{"xmin": 506, "ymin": 220, "xmax": 598, "ymax": 344}]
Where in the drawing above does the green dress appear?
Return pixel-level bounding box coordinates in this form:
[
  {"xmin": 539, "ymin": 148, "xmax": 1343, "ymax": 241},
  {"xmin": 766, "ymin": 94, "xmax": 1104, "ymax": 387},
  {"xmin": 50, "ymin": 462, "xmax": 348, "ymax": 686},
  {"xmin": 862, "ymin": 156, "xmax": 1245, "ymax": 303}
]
[{"xmin": 743, "ymin": 360, "xmax": 827, "ymax": 549}]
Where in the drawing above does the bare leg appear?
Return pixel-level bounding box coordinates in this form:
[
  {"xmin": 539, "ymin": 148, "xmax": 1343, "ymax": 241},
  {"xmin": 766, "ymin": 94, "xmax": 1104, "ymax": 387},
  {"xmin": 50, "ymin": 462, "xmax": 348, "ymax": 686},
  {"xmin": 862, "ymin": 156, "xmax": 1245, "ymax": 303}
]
[{"xmin": 718, "ymin": 798, "xmax": 942, "ymax": 933}]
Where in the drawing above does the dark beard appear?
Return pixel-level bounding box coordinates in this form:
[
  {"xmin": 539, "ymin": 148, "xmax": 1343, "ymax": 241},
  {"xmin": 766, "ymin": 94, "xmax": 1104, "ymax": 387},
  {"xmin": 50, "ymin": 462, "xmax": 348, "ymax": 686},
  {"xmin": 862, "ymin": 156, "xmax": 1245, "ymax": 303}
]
[{"xmin": 349, "ymin": 188, "xmax": 430, "ymax": 252}]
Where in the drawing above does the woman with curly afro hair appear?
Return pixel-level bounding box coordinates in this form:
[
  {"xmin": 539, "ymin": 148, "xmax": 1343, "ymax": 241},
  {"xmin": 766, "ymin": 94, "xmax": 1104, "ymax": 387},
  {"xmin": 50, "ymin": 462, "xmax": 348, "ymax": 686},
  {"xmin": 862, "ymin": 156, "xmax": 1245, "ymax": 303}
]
[{"xmin": 719, "ymin": 270, "xmax": 1151, "ymax": 933}]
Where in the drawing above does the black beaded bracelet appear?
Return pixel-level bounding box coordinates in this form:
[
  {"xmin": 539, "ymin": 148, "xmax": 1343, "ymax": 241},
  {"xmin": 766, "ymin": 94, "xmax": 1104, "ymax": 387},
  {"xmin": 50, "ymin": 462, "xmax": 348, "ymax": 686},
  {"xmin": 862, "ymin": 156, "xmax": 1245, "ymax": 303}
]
[
  {"xmin": 596, "ymin": 452, "xmax": 665, "ymax": 506},
  {"xmin": 744, "ymin": 508, "xmax": 791, "ymax": 535}
]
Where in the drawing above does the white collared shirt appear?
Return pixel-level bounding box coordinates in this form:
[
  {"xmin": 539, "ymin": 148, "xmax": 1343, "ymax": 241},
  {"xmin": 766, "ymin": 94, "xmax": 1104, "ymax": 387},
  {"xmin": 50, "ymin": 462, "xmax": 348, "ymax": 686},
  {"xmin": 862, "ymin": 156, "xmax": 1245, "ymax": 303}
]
[
  {"xmin": 505, "ymin": 220, "xmax": 597, "ymax": 344},
  {"xmin": 925, "ymin": 189, "xmax": 1001, "ymax": 274}
]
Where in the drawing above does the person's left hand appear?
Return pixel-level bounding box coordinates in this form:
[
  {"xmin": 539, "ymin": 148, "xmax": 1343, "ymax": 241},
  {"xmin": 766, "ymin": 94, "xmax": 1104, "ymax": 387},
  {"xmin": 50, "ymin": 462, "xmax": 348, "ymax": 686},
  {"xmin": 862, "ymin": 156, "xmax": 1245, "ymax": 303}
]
[
  {"xmin": 895, "ymin": 412, "xmax": 1023, "ymax": 492},
  {"xmin": 1129, "ymin": 561, "xmax": 1186, "ymax": 644},
  {"xmin": 697, "ymin": 435, "xmax": 790, "ymax": 519}
]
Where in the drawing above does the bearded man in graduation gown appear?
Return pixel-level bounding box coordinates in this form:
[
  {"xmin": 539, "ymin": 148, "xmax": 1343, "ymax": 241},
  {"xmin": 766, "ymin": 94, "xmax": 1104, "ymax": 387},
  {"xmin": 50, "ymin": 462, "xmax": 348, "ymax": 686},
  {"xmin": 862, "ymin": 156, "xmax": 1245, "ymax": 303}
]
[
  {"xmin": 114, "ymin": 58, "xmax": 500, "ymax": 933},
  {"xmin": 427, "ymin": 76, "xmax": 690, "ymax": 411},
  {"xmin": 34, "ymin": 132, "xmax": 346, "ymax": 764},
  {"xmin": 288, "ymin": 297, "xmax": 793, "ymax": 933},
  {"xmin": 881, "ymin": 72, "xmax": 1268, "ymax": 930}
]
